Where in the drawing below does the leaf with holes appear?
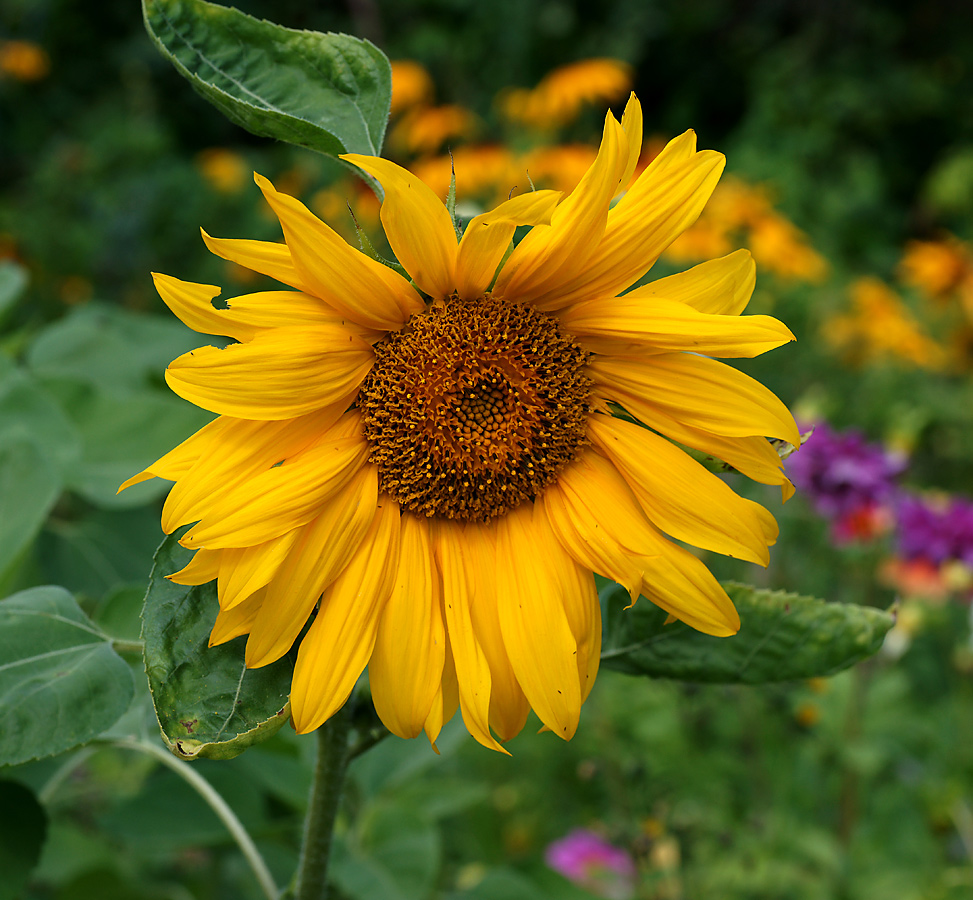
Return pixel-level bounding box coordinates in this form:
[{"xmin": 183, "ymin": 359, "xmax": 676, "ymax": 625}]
[
  {"xmin": 599, "ymin": 581, "xmax": 894, "ymax": 683},
  {"xmin": 142, "ymin": 531, "xmax": 293, "ymax": 760},
  {"xmin": 142, "ymin": 0, "xmax": 391, "ymax": 173},
  {"xmin": 0, "ymin": 587, "xmax": 134, "ymax": 766}
]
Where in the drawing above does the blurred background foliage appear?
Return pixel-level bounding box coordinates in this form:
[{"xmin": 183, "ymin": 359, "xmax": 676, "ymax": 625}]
[{"xmin": 3, "ymin": 0, "xmax": 973, "ymax": 898}]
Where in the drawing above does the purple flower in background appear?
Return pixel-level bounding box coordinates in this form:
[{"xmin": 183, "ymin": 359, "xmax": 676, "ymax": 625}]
[
  {"xmin": 545, "ymin": 829, "xmax": 637, "ymax": 899},
  {"xmin": 788, "ymin": 422, "xmax": 906, "ymax": 542},
  {"xmin": 897, "ymin": 494, "xmax": 973, "ymax": 568}
]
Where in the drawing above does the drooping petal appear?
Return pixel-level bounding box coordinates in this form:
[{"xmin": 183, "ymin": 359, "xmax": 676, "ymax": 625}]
[
  {"xmin": 217, "ymin": 529, "xmax": 301, "ymax": 611},
  {"xmin": 588, "ymin": 413, "xmax": 778, "ymax": 565},
  {"xmin": 369, "ymin": 512, "xmax": 446, "ymax": 739},
  {"xmin": 454, "ymin": 190, "xmax": 561, "ymax": 300},
  {"xmin": 636, "ymin": 249, "xmax": 756, "ymax": 316},
  {"xmin": 492, "ymin": 110, "xmax": 630, "ymax": 303},
  {"xmin": 424, "ymin": 635, "xmax": 459, "ymax": 749},
  {"xmin": 434, "ymin": 520, "xmax": 507, "ymax": 753},
  {"xmin": 209, "ymin": 586, "xmax": 267, "ymax": 646},
  {"xmin": 201, "ymin": 230, "xmax": 307, "ymax": 291},
  {"xmin": 245, "ymin": 465, "xmax": 379, "ymax": 668},
  {"xmin": 495, "ymin": 503, "xmax": 581, "ymax": 740},
  {"xmin": 165, "ymin": 324, "xmax": 373, "ymax": 420},
  {"xmin": 181, "ymin": 413, "xmax": 370, "ymax": 549},
  {"xmin": 117, "ymin": 413, "xmax": 221, "ymax": 493},
  {"xmin": 166, "ymin": 548, "xmax": 222, "ymax": 585},
  {"xmin": 341, "ymin": 154, "xmax": 458, "ymax": 300},
  {"xmin": 588, "ymin": 353, "xmax": 801, "ymax": 446},
  {"xmin": 557, "ymin": 560, "xmax": 601, "ymax": 704},
  {"xmin": 529, "ymin": 142, "xmax": 726, "ymax": 311},
  {"xmin": 290, "ymin": 496, "xmax": 401, "ymax": 734},
  {"xmin": 559, "ymin": 294, "xmax": 794, "ymax": 358},
  {"xmin": 254, "ymin": 173, "xmax": 422, "ymax": 329}
]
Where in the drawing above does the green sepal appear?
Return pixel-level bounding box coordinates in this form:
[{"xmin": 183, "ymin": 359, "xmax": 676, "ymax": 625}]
[
  {"xmin": 141, "ymin": 531, "xmax": 295, "ymax": 761},
  {"xmin": 599, "ymin": 580, "xmax": 894, "ymax": 683},
  {"xmin": 348, "ymin": 205, "xmax": 409, "ymax": 279},
  {"xmin": 142, "ymin": 0, "xmax": 391, "ymax": 187},
  {"xmin": 0, "ymin": 587, "xmax": 135, "ymax": 766}
]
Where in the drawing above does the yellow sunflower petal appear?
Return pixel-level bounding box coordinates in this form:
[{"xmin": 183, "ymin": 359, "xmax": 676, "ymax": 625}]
[
  {"xmin": 151, "ymin": 274, "xmax": 228, "ymax": 339},
  {"xmin": 560, "ymin": 294, "xmax": 794, "ymax": 358},
  {"xmin": 217, "ymin": 529, "xmax": 301, "ymax": 611},
  {"xmin": 181, "ymin": 425, "xmax": 370, "ymax": 550},
  {"xmin": 209, "ymin": 586, "xmax": 266, "ymax": 646},
  {"xmin": 434, "ymin": 520, "xmax": 507, "ymax": 754},
  {"xmin": 424, "ymin": 636, "xmax": 460, "ymax": 749},
  {"xmin": 290, "ymin": 497, "xmax": 400, "ymax": 734},
  {"xmin": 341, "ymin": 154, "xmax": 458, "ymax": 300},
  {"xmin": 222, "ymin": 290, "xmax": 382, "ymax": 342},
  {"xmin": 529, "ymin": 144, "xmax": 726, "ymax": 311},
  {"xmin": 492, "ymin": 110, "xmax": 630, "ymax": 303},
  {"xmin": 369, "ymin": 512, "xmax": 445, "ymax": 739},
  {"xmin": 201, "ymin": 230, "xmax": 306, "ymax": 291},
  {"xmin": 254, "ymin": 172, "xmax": 422, "ymax": 330},
  {"xmin": 245, "ymin": 465, "xmax": 379, "ymax": 668},
  {"xmin": 588, "ymin": 414, "xmax": 778, "ymax": 565},
  {"xmin": 637, "ymin": 249, "xmax": 756, "ymax": 316},
  {"xmin": 165, "ymin": 324, "xmax": 373, "ymax": 420},
  {"xmin": 588, "ymin": 353, "xmax": 801, "ymax": 446},
  {"xmin": 557, "ymin": 560, "xmax": 601, "ymax": 704},
  {"xmin": 166, "ymin": 548, "xmax": 222, "ymax": 586},
  {"xmin": 496, "ymin": 503, "xmax": 581, "ymax": 740},
  {"xmin": 618, "ymin": 93, "xmax": 644, "ymax": 190},
  {"xmin": 117, "ymin": 413, "xmax": 221, "ymax": 493},
  {"xmin": 454, "ymin": 190, "xmax": 561, "ymax": 300}
]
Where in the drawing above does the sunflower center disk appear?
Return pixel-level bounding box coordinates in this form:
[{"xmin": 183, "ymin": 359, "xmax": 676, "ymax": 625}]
[{"xmin": 360, "ymin": 294, "xmax": 591, "ymax": 522}]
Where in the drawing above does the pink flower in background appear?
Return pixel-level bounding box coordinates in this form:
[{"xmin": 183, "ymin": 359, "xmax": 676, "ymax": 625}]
[{"xmin": 545, "ymin": 829, "xmax": 637, "ymax": 899}]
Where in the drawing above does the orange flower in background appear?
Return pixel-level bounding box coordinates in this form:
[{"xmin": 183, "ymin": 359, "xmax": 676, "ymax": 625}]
[
  {"xmin": 411, "ymin": 146, "xmax": 520, "ymax": 205},
  {"xmin": 124, "ymin": 95, "xmax": 799, "ymax": 751},
  {"xmin": 195, "ymin": 148, "xmax": 249, "ymax": 194},
  {"xmin": 499, "ymin": 59, "xmax": 633, "ymax": 129},
  {"xmin": 898, "ymin": 235, "xmax": 973, "ymax": 300},
  {"xmin": 389, "ymin": 104, "xmax": 479, "ymax": 156},
  {"xmin": 0, "ymin": 40, "xmax": 50, "ymax": 81},
  {"xmin": 824, "ymin": 276, "xmax": 946, "ymax": 370},
  {"xmin": 390, "ymin": 60, "xmax": 435, "ymax": 115}
]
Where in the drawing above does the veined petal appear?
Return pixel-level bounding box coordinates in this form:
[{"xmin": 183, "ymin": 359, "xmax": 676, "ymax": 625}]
[
  {"xmin": 167, "ymin": 548, "xmax": 222, "ymax": 585},
  {"xmin": 290, "ymin": 497, "xmax": 401, "ymax": 734},
  {"xmin": 463, "ymin": 522, "xmax": 530, "ymax": 743},
  {"xmin": 201, "ymin": 230, "xmax": 307, "ymax": 291},
  {"xmin": 455, "ymin": 190, "xmax": 561, "ymax": 300},
  {"xmin": 209, "ymin": 586, "xmax": 267, "ymax": 646},
  {"xmin": 530, "ymin": 145, "xmax": 726, "ymax": 311},
  {"xmin": 588, "ymin": 353, "xmax": 801, "ymax": 446},
  {"xmin": 434, "ymin": 520, "xmax": 507, "ymax": 754},
  {"xmin": 245, "ymin": 465, "xmax": 379, "ymax": 668},
  {"xmin": 369, "ymin": 512, "xmax": 446, "ymax": 739},
  {"xmin": 637, "ymin": 249, "xmax": 756, "ymax": 316},
  {"xmin": 342, "ymin": 154, "xmax": 458, "ymax": 300},
  {"xmin": 637, "ymin": 537, "xmax": 740, "ymax": 636},
  {"xmin": 492, "ymin": 111, "xmax": 630, "ymax": 303},
  {"xmin": 254, "ymin": 173, "xmax": 422, "ymax": 330},
  {"xmin": 588, "ymin": 414, "xmax": 778, "ymax": 565},
  {"xmin": 165, "ymin": 324, "xmax": 373, "ymax": 420},
  {"xmin": 181, "ymin": 413, "xmax": 370, "ymax": 549},
  {"xmin": 161, "ymin": 406, "xmax": 348, "ymax": 535},
  {"xmin": 496, "ymin": 503, "xmax": 581, "ymax": 741},
  {"xmin": 118, "ymin": 413, "xmax": 221, "ymax": 493},
  {"xmin": 561, "ymin": 294, "xmax": 793, "ymax": 358},
  {"xmin": 217, "ymin": 529, "xmax": 301, "ymax": 611}
]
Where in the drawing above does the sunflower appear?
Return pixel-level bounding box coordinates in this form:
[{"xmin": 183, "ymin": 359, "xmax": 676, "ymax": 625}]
[{"xmin": 122, "ymin": 94, "xmax": 798, "ymax": 753}]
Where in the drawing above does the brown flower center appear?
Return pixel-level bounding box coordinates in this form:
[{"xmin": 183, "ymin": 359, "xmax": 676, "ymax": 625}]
[{"xmin": 360, "ymin": 293, "xmax": 591, "ymax": 522}]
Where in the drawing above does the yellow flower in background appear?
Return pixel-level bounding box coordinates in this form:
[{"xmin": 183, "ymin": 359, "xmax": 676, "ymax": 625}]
[
  {"xmin": 499, "ymin": 59, "xmax": 633, "ymax": 129},
  {"xmin": 748, "ymin": 215, "xmax": 828, "ymax": 283},
  {"xmin": 0, "ymin": 40, "xmax": 50, "ymax": 81},
  {"xmin": 123, "ymin": 95, "xmax": 798, "ymax": 751},
  {"xmin": 898, "ymin": 235, "xmax": 972, "ymax": 301},
  {"xmin": 390, "ymin": 60, "xmax": 435, "ymax": 115},
  {"xmin": 195, "ymin": 148, "xmax": 249, "ymax": 194},
  {"xmin": 388, "ymin": 104, "xmax": 480, "ymax": 156},
  {"xmin": 824, "ymin": 276, "xmax": 946, "ymax": 370}
]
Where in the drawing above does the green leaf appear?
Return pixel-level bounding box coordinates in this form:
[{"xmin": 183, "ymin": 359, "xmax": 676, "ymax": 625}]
[
  {"xmin": 0, "ymin": 780, "xmax": 47, "ymax": 900},
  {"xmin": 141, "ymin": 531, "xmax": 293, "ymax": 760},
  {"xmin": 0, "ymin": 260, "xmax": 28, "ymax": 326},
  {"xmin": 142, "ymin": 0, "xmax": 391, "ymax": 169},
  {"xmin": 0, "ymin": 439, "xmax": 61, "ymax": 580},
  {"xmin": 599, "ymin": 581, "xmax": 894, "ymax": 683},
  {"xmin": 0, "ymin": 587, "xmax": 135, "ymax": 766}
]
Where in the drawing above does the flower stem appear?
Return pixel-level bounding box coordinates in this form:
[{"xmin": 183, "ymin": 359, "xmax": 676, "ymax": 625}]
[{"xmin": 296, "ymin": 707, "xmax": 353, "ymax": 900}]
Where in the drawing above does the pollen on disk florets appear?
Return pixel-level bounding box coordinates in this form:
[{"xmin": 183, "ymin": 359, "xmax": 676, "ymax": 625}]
[{"xmin": 360, "ymin": 293, "xmax": 591, "ymax": 522}]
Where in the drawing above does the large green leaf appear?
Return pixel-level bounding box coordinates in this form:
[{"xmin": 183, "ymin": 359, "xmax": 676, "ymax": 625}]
[
  {"xmin": 142, "ymin": 531, "xmax": 293, "ymax": 760},
  {"xmin": 0, "ymin": 439, "xmax": 61, "ymax": 580},
  {"xmin": 599, "ymin": 581, "xmax": 894, "ymax": 683},
  {"xmin": 0, "ymin": 781, "xmax": 47, "ymax": 900},
  {"xmin": 0, "ymin": 587, "xmax": 135, "ymax": 766},
  {"xmin": 142, "ymin": 0, "xmax": 391, "ymax": 168}
]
